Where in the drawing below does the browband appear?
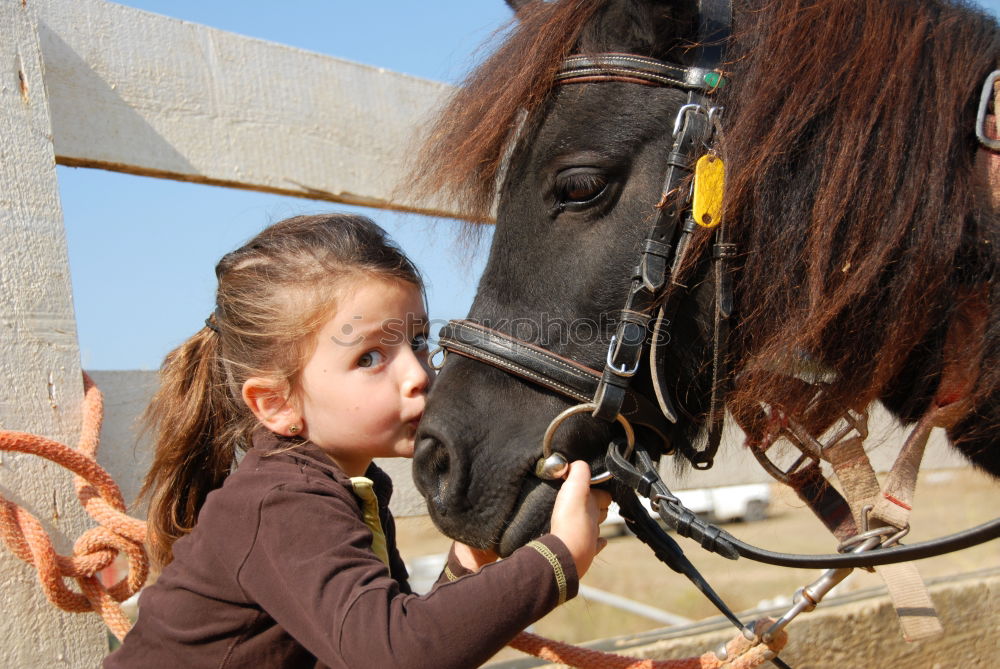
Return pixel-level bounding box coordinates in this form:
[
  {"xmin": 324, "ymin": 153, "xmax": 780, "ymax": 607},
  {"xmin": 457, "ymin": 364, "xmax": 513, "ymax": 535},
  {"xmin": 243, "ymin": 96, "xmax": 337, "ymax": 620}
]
[{"xmin": 556, "ymin": 54, "xmax": 724, "ymax": 92}]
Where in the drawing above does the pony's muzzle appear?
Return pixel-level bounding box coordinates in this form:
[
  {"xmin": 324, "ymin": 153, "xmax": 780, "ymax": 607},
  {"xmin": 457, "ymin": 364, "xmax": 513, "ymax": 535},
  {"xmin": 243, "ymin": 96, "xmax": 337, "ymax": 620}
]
[{"xmin": 412, "ymin": 432, "xmax": 461, "ymax": 513}]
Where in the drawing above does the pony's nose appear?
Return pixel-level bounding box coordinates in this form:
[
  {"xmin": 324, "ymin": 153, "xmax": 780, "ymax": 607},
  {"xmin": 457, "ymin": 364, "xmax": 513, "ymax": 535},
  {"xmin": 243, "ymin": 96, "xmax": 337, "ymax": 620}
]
[{"xmin": 412, "ymin": 434, "xmax": 459, "ymax": 512}]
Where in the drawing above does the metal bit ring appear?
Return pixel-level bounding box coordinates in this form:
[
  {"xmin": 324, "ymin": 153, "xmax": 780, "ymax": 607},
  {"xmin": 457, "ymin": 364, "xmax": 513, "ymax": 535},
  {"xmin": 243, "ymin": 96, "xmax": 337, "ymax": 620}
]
[{"xmin": 539, "ymin": 402, "xmax": 636, "ymax": 484}]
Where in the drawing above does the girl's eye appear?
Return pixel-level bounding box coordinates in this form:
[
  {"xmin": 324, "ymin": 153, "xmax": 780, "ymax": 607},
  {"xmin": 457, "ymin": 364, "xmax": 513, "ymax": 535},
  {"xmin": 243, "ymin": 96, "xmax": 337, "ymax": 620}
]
[
  {"xmin": 554, "ymin": 169, "xmax": 609, "ymax": 207},
  {"xmin": 357, "ymin": 350, "xmax": 385, "ymax": 368}
]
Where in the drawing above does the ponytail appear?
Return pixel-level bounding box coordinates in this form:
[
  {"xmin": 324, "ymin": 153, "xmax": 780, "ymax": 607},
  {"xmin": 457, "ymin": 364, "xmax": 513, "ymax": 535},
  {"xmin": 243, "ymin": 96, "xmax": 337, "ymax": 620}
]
[{"xmin": 140, "ymin": 326, "xmax": 248, "ymax": 567}]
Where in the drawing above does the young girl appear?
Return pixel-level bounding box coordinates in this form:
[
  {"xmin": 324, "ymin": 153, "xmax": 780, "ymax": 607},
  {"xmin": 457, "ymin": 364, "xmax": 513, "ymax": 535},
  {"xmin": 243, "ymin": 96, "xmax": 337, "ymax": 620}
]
[{"xmin": 106, "ymin": 214, "xmax": 609, "ymax": 668}]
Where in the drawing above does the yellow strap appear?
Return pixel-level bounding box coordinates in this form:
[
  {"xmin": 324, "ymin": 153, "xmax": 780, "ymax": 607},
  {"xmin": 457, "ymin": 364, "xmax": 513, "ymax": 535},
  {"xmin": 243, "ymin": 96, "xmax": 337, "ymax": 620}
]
[
  {"xmin": 350, "ymin": 477, "xmax": 390, "ymax": 567},
  {"xmin": 692, "ymin": 153, "xmax": 725, "ymax": 228}
]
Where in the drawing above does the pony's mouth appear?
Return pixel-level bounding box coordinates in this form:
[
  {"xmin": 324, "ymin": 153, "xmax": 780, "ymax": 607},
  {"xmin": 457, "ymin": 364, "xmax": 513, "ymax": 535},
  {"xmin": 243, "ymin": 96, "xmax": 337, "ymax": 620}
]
[
  {"xmin": 496, "ymin": 476, "xmax": 558, "ymax": 556},
  {"xmin": 494, "ymin": 437, "xmax": 612, "ymax": 555}
]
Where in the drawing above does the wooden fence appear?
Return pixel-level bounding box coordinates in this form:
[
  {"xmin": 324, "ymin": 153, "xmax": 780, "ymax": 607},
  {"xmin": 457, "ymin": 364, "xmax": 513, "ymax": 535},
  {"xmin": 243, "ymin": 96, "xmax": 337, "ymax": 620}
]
[{"xmin": 1, "ymin": 0, "xmax": 458, "ymax": 663}]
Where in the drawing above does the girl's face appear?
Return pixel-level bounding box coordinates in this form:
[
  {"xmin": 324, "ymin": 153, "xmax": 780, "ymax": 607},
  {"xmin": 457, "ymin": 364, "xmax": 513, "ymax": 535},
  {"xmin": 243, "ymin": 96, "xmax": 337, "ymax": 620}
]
[{"xmin": 296, "ymin": 278, "xmax": 432, "ymax": 477}]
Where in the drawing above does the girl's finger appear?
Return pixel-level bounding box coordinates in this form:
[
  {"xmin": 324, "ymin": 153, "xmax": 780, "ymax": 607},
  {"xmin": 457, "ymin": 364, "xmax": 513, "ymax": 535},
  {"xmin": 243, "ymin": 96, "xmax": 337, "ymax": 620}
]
[{"xmin": 561, "ymin": 460, "xmax": 592, "ymax": 492}]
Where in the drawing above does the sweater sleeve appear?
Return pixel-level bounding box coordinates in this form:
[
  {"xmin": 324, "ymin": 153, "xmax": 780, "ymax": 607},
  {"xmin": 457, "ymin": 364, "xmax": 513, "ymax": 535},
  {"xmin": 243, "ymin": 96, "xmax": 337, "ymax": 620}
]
[
  {"xmin": 239, "ymin": 483, "xmax": 577, "ymax": 669},
  {"xmin": 428, "ymin": 542, "xmax": 480, "ymax": 589},
  {"xmin": 382, "ymin": 510, "xmax": 412, "ymax": 595}
]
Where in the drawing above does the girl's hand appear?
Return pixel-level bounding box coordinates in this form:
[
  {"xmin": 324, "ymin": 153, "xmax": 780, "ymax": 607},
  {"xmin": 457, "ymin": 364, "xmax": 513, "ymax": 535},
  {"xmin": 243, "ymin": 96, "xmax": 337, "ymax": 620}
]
[
  {"xmin": 452, "ymin": 542, "xmax": 499, "ymax": 572},
  {"xmin": 549, "ymin": 461, "xmax": 610, "ymax": 577}
]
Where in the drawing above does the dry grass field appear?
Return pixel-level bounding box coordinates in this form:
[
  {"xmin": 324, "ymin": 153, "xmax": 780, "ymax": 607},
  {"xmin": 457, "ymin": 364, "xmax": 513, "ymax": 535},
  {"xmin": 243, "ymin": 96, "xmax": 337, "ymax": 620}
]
[{"xmin": 394, "ymin": 467, "xmax": 999, "ymax": 662}]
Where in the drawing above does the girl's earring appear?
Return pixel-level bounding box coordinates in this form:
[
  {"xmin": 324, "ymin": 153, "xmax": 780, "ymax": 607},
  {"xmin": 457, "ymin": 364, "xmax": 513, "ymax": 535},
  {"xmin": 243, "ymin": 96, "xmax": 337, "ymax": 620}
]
[{"xmin": 288, "ymin": 424, "xmax": 300, "ymax": 435}]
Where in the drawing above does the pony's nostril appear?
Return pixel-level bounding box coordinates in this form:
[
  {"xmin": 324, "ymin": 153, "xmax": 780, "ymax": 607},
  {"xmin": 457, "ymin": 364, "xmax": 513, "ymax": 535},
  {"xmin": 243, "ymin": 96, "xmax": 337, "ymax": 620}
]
[
  {"xmin": 416, "ymin": 436, "xmax": 450, "ymax": 476},
  {"xmin": 413, "ymin": 436, "xmax": 451, "ymax": 501}
]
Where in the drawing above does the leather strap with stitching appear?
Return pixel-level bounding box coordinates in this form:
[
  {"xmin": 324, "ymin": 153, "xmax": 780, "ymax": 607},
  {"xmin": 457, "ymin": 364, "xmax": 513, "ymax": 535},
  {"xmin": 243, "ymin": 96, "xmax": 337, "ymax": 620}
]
[
  {"xmin": 438, "ymin": 320, "xmax": 672, "ymax": 445},
  {"xmin": 556, "ymin": 54, "xmax": 718, "ymax": 90}
]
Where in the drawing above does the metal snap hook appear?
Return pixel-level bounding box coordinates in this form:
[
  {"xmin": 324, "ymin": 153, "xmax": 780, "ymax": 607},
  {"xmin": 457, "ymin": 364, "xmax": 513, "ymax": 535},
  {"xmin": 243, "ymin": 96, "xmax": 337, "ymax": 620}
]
[
  {"xmin": 672, "ymin": 103, "xmax": 705, "ymax": 137},
  {"xmin": 976, "ymin": 70, "xmax": 1000, "ymax": 151},
  {"xmin": 535, "ymin": 402, "xmax": 636, "ymax": 484},
  {"xmin": 706, "ymin": 105, "xmax": 724, "ymax": 126},
  {"xmin": 428, "ymin": 346, "xmax": 447, "ymax": 371}
]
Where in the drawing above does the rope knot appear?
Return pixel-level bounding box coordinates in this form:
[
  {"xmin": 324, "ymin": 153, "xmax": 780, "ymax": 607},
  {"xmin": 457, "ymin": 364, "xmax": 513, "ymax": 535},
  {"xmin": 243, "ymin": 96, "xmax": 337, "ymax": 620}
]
[{"xmin": 0, "ymin": 373, "xmax": 149, "ymax": 641}]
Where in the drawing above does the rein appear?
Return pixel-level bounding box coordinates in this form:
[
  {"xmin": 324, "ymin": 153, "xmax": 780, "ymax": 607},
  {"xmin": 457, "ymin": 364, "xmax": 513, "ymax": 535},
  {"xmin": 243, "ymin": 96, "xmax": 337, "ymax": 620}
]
[{"xmin": 437, "ymin": 316, "xmax": 1000, "ymax": 567}]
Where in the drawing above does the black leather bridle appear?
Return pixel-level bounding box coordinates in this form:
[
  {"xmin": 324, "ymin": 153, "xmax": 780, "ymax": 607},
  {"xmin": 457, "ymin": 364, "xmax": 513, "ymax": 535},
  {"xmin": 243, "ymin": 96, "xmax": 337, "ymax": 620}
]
[
  {"xmin": 439, "ymin": 21, "xmax": 736, "ymax": 470},
  {"xmin": 433, "ymin": 0, "xmax": 1000, "ymax": 559}
]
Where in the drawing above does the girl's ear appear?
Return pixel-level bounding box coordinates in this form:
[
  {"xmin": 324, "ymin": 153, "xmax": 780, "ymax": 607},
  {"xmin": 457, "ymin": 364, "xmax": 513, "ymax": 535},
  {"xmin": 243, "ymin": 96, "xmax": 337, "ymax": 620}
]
[{"xmin": 242, "ymin": 377, "xmax": 301, "ymax": 436}]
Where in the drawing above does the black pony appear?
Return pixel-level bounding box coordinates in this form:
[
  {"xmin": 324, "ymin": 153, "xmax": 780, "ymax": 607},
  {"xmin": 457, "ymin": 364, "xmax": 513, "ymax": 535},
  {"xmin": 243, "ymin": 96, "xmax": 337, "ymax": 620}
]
[{"xmin": 412, "ymin": 0, "xmax": 1000, "ymax": 557}]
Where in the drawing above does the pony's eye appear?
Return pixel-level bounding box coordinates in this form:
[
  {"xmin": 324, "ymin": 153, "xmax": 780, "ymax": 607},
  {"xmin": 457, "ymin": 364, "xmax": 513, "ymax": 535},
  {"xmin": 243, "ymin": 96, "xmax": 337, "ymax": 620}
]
[
  {"xmin": 554, "ymin": 169, "xmax": 609, "ymax": 207},
  {"xmin": 411, "ymin": 333, "xmax": 429, "ymax": 353}
]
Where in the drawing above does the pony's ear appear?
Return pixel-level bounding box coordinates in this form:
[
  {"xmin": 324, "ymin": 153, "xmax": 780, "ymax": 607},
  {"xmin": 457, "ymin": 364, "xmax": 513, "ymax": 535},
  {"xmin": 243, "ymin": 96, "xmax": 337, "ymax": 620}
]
[
  {"xmin": 648, "ymin": 1, "xmax": 702, "ymax": 62},
  {"xmin": 505, "ymin": 0, "xmax": 538, "ymax": 15}
]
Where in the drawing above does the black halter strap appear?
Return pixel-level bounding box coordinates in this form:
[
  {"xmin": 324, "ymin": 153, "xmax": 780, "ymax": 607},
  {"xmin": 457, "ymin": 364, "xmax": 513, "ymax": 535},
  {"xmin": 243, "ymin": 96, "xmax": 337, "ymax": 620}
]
[
  {"xmin": 556, "ymin": 53, "xmax": 723, "ymax": 90},
  {"xmin": 563, "ymin": 2, "xmax": 734, "ymax": 469}
]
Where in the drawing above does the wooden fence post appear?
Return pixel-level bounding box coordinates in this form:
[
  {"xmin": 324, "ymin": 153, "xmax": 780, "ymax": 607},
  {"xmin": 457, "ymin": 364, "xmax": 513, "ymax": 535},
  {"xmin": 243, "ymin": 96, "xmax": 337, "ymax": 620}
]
[{"xmin": 0, "ymin": 0, "xmax": 107, "ymax": 664}]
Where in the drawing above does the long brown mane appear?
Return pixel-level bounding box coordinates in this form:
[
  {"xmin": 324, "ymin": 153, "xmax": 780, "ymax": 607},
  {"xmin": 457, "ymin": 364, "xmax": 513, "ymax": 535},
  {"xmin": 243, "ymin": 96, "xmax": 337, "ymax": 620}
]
[
  {"xmin": 417, "ymin": 0, "xmax": 999, "ymax": 457},
  {"xmin": 719, "ymin": 0, "xmax": 999, "ymax": 449}
]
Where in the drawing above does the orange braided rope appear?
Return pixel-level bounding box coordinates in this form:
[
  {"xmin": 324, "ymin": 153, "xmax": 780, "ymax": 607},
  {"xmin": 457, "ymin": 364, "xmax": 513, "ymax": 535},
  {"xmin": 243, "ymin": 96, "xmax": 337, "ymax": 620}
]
[
  {"xmin": 0, "ymin": 372, "xmax": 148, "ymax": 641},
  {"xmin": 1, "ymin": 374, "xmax": 787, "ymax": 666},
  {"xmin": 508, "ymin": 618, "xmax": 786, "ymax": 669}
]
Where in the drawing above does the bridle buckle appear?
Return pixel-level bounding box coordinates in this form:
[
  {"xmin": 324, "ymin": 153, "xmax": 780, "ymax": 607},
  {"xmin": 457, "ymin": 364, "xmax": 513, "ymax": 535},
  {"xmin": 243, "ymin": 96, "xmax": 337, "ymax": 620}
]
[{"xmin": 605, "ymin": 334, "xmax": 641, "ymax": 377}]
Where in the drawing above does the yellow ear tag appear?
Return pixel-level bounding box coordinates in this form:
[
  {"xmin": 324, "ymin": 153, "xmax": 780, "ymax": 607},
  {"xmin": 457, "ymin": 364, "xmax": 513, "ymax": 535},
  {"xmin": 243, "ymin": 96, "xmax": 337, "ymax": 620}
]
[{"xmin": 692, "ymin": 154, "xmax": 725, "ymax": 228}]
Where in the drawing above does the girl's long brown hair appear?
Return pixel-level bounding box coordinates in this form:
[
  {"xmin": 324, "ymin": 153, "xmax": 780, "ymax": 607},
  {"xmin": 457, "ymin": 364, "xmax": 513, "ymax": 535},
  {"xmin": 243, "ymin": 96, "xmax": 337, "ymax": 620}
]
[{"xmin": 140, "ymin": 214, "xmax": 421, "ymax": 567}]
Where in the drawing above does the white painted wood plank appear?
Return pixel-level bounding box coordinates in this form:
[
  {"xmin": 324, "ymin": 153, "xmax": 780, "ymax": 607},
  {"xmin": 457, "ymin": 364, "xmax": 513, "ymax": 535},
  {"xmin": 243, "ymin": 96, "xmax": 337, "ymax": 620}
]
[
  {"xmin": 92, "ymin": 372, "xmax": 968, "ymax": 521},
  {"xmin": 91, "ymin": 371, "xmax": 429, "ymax": 517},
  {"xmin": 491, "ymin": 570, "xmax": 1000, "ymax": 668},
  {"xmin": 35, "ymin": 0, "xmax": 467, "ymax": 218},
  {"xmin": 0, "ymin": 0, "xmax": 105, "ymax": 663}
]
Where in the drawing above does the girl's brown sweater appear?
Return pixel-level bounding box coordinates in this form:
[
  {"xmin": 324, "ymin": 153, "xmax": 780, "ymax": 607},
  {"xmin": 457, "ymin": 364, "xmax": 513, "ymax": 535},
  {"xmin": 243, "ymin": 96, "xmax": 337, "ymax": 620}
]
[{"xmin": 105, "ymin": 430, "xmax": 577, "ymax": 668}]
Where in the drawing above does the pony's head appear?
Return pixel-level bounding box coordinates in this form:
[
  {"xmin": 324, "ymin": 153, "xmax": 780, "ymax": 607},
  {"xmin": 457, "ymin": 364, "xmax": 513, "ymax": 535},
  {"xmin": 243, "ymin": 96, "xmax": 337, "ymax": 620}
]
[{"xmin": 412, "ymin": 0, "xmax": 1000, "ymax": 555}]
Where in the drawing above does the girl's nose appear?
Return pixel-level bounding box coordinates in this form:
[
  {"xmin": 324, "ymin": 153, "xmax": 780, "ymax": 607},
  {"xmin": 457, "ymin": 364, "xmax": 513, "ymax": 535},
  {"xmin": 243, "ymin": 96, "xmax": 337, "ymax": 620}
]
[{"xmin": 401, "ymin": 349, "xmax": 431, "ymax": 396}]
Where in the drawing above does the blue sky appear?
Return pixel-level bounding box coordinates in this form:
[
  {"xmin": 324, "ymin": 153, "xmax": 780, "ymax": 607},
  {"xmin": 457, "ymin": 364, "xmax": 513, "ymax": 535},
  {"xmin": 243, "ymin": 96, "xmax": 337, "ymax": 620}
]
[
  {"xmin": 61, "ymin": 0, "xmax": 1000, "ymax": 370},
  {"xmin": 61, "ymin": 1, "xmax": 513, "ymax": 370}
]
